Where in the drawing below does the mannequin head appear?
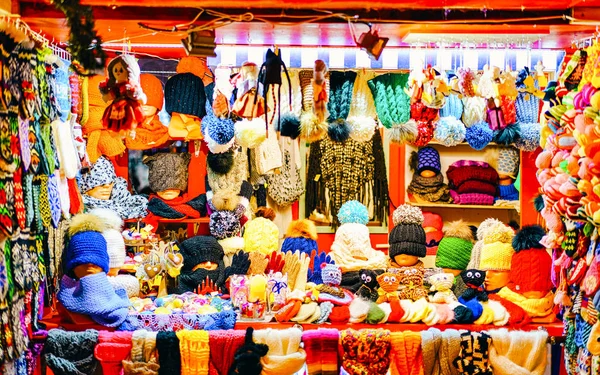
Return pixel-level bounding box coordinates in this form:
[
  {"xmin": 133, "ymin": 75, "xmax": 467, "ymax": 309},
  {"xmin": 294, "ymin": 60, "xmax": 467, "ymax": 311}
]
[
  {"xmin": 78, "ymin": 157, "xmax": 118, "ymax": 201},
  {"xmin": 484, "ymin": 270, "xmax": 511, "ymax": 291},
  {"xmin": 86, "ymin": 183, "xmax": 114, "ymax": 200},
  {"xmin": 157, "ymin": 189, "xmax": 182, "ymax": 201},
  {"xmin": 393, "ymin": 254, "xmax": 420, "ymax": 267},
  {"xmin": 144, "ymin": 152, "xmax": 191, "ymax": 200}
]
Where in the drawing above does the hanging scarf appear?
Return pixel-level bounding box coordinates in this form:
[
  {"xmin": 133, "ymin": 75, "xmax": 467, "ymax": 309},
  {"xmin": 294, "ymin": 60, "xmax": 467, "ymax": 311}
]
[{"xmin": 82, "ymin": 177, "xmax": 148, "ymax": 219}]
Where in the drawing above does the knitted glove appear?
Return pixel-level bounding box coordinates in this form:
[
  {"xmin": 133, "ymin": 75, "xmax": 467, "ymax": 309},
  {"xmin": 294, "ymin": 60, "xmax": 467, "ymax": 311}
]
[
  {"xmin": 265, "ymin": 251, "xmax": 285, "ymax": 274},
  {"xmin": 282, "ymin": 251, "xmax": 301, "ymax": 290},
  {"xmin": 226, "ymin": 251, "xmax": 251, "ymax": 278},
  {"xmin": 248, "ymin": 252, "xmax": 268, "ymax": 275},
  {"xmin": 308, "ymin": 250, "xmax": 333, "ymax": 284},
  {"xmin": 295, "ymin": 252, "xmax": 310, "ymax": 292}
]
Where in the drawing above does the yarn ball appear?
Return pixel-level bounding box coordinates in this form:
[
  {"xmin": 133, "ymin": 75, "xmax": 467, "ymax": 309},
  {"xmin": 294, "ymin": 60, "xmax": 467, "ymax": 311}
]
[
  {"xmin": 207, "ymin": 151, "xmax": 234, "ymax": 175},
  {"xmin": 515, "ymin": 122, "xmax": 541, "ymax": 151},
  {"xmin": 234, "ymin": 118, "xmax": 266, "ymax": 149},
  {"xmin": 493, "ymin": 122, "xmax": 521, "ymax": 146},
  {"xmin": 392, "ymin": 204, "xmax": 424, "ymax": 226},
  {"xmin": 465, "ymin": 121, "xmax": 493, "ymax": 150},
  {"xmin": 347, "ymin": 116, "xmax": 377, "ymax": 143},
  {"xmin": 434, "ymin": 117, "xmax": 466, "ymax": 146},
  {"xmin": 300, "ymin": 112, "xmax": 328, "ymax": 143},
  {"xmin": 337, "ymin": 201, "xmax": 369, "ymax": 225},
  {"xmin": 203, "ymin": 114, "xmax": 235, "ymax": 144},
  {"xmin": 279, "ymin": 113, "xmax": 301, "ymax": 139},
  {"xmin": 410, "ymin": 120, "xmax": 435, "ymax": 147},
  {"xmin": 328, "ymin": 119, "xmax": 351, "ymax": 142},
  {"xmin": 210, "ymin": 210, "xmax": 241, "ymax": 240},
  {"xmin": 388, "ymin": 119, "xmax": 418, "ymax": 145}
]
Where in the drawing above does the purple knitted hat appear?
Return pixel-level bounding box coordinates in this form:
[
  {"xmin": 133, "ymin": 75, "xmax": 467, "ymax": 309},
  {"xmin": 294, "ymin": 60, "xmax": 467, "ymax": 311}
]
[{"xmin": 417, "ymin": 146, "xmax": 441, "ymax": 175}]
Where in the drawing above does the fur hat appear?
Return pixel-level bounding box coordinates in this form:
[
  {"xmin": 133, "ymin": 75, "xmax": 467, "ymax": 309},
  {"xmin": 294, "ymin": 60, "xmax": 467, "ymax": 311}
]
[
  {"xmin": 65, "ymin": 213, "xmax": 109, "ymax": 273},
  {"xmin": 281, "ymin": 220, "xmax": 318, "ymax": 255},
  {"xmin": 389, "ymin": 205, "xmax": 426, "ymax": 259},
  {"xmin": 300, "ymin": 112, "xmax": 328, "ymax": 143},
  {"xmin": 435, "ymin": 220, "xmax": 474, "ymax": 271},
  {"xmin": 337, "ymin": 201, "xmax": 369, "ymax": 225},
  {"xmin": 89, "ymin": 208, "xmax": 125, "ymax": 269},
  {"xmin": 164, "ymin": 73, "xmax": 206, "ymax": 118},
  {"xmin": 144, "ymin": 152, "xmax": 191, "ymax": 193},
  {"xmin": 347, "ymin": 116, "xmax": 377, "ymax": 143}
]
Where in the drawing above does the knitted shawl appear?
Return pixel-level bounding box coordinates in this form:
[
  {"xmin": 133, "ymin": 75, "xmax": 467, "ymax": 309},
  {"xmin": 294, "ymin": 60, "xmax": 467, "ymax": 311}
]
[
  {"xmin": 82, "ymin": 177, "xmax": 148, "ymax": 219},
  {"xmin": 368, "ymin": 73, "xmax": 411, "ymax": 129},
  {"xmin": 306, "ymin": 130, "xmax": 389, "ymax": 228}
]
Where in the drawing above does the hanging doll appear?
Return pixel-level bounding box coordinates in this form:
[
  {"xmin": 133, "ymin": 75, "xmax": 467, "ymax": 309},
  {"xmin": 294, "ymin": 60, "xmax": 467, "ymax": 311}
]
[
  {"xmin": 99, "ymin": 55, "xmax": 146, "ymax": 137},
  {"xmin": 257, "ymin": 48, "xmax": 292, "ymax": 128},
  {"xmin": 312, "ymin": 59, "xmax": 329, "ymax": 123}
]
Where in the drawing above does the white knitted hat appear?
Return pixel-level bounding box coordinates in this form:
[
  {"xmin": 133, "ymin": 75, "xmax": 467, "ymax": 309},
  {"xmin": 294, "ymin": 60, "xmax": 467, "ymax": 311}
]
[
  {"xmin": 89, "ymin": 208, "xmax": 125, "ymax": 269},
  {"xmin": 108, "ymin": 274, "xmax": 139, "ymax": 298}
]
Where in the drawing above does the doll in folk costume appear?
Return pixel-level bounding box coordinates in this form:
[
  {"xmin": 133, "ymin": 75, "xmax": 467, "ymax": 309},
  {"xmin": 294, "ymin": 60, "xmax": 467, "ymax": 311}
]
[
  {"xmin": 312, "ymin": 59, "xmax": 329, "ymax": 123},
  {"xmin": 99, "ymin": 55, "xmax": 146, "ymax": 137}
]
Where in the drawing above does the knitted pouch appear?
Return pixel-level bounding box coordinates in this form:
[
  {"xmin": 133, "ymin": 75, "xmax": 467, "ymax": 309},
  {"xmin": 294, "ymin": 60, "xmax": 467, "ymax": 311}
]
[
  {"xmin": 232, "ymin": 89, "xmax": 266, "ymax": 120},
  {"xmin": 487, "ymin": 107, "xmax": 506, "ymax": 131},
  {"xmin": 266, "ymin": 144, "xmax": 304, "ymax": 207}
]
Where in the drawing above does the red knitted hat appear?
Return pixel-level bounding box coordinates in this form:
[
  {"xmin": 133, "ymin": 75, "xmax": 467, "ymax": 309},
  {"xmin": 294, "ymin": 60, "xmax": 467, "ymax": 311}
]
[
  {"xmin": 329, "ymin": 305, "xmax": 351, "ymax": 323},
  {"xmin": 447, "ymin": 165, "xmax": 500, "ymax": 188},
  {"xmin": 422, "ymin": 212, "xmax": 443, "ymax": 230},
  {"xmin": 508, "ymin": 225, "xmax": 553, "ymax": 294},
  {"xmin": 455, "ymin": 180, "xmax": 498, "ymax": 196}
]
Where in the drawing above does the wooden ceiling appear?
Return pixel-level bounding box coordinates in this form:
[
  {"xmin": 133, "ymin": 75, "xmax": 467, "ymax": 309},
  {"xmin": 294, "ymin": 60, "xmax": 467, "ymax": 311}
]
[{"xmin": 17, "ymin": 0, "xmax": 600, "ymax": 57}]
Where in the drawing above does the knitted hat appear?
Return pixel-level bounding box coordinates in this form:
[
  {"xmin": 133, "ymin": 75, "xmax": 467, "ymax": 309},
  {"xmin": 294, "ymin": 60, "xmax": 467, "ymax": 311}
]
[
  {"xmin": 368, "ymin": 72, "xmax": 411, "ymax": 129},
  {"xmin": 321, "ymin": 263, "xmax": 342, "ymax": 286},
  {"xmin": 281, "ymin": 219, "xmax": 318, "ymax": 256},
  {"xmin": 440, "ymin": 93, "xmax": 464, "ymax": 119},
  {"xmin": 140, "ymin": 74, "xmax": 164, "ymax": 110},
  {"xmin": 515, "ymin": 123, "xmax": 541, "ymax": 152},
  {"xmin": 435, "ymin": 220, "xmax": 474, "ymax": 271},
  {"xmin": 179, "ymin": 236, "xmax": 225, "ymax": 271},
  {"xmin": 77, "ymin": 156, "xmax": 116, "ymax": 193},
  {"xmin": 486, "ymin": 146, "xmax": 520, "ymax": 179},
  {"xmin": 65, "ymin": 213, "xmax": 109, "ymax": 273},
  {"xmin": 479, "ymin": 223, "xmax": 515, "ymax": 271},
  {"xmin": 177, "ymin": 56, "xmax": 210, "ymax": 80},
  {"xmin": 434, "ymin": 116, "xmax": 466, "ymax": 147},
  {"xmin": 144, "ymin": 152, "xmax": 191, "ymax": 193},
  {"xmin": 465, "ymin": 121, "xmax": 493, "ymax": 150},
  {"xmin": 389, "ymin": 205, "xmax": 426, "ymax": 259},
  {"xmin": 414, "ymin": 146, "xmax": 441, "ymax": 175},
  {"xmin": 487, "ymin": 328, "xmax": 548, "ymax": 375},
  {"xmin": 337, "ymin": 200, "xmax": 369, "ymax": 225},
  {"xmin": 423, "ymin": 211, "xmax": 444, "ymax": 251},
  {"xmin": 508, "ymin": 225, "xmax": 553, "ymax": 294},
  {"xmin": 244, "ymin": 217, "xmax": 280, "ymax": 255},
  {"xmin": 165, "ymin": 73, "xmax": 206, "ymax": 118},
  {"xmin": 89, "ymin": 208, "xmax": 125, "ymax": 269}
]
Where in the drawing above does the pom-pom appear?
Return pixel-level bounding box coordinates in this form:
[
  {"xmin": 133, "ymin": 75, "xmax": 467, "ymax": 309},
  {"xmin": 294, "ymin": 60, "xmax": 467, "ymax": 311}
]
[
  {"xmin": 255, "ymin": 207, "xmax": 276, "ymax": 221},
  {"xmin": 347, "ymin": 116, "xmax": 377, "ymax": 143},
  {"xmin": 68, "ymin": 213, "xmax": 107, "ymax": 236},
  {"xmin": 207, "ymin": 151, "xmax": 234, "ymax": 175},
  {"xmin": 534, "ymin": 194, "xmax": 545, "ymax": 213},
  {"xmin": 512, "ymin": 225, "xmax": 545, "ymax": 252},
  {"xmin": 211, "ymin": 191, "xmax": 240, "ymax": 212},
  {"xmin": 234, "ymin": 118, "xmax": 266, "ymax": 149},
  {"xmin": 210, "ymin": 211, "xmax": 241, "ymax": 240},
  {"xmin": 410, "ymin": 120, "xmax": 435, "ymax": 147},
  {"xmin": 205, "ymin": 126, "xmax": 235, "ymax": 154},
  {"xmin": 434, "ymin": 117, "xmax": 466, "ymax": 146},
  {"xmin": 443, "ymin": 220, "xmax": 474, "ymax": 241},
  {"xmin": 279, "ymin": 113, "xmax": 301, "ymax": 139},
  {"xmin": 476, "ymin": 218, "xmax": 504, "ymax": 241},
  {"xmin": 483, "ymin": 223, "xmax": 514, "ymax": 244},
  {"xmin": 388, "ymin": 119, "xmax": 418, "ymax": 145},
  {"xmin": 89, "ymin": 208, "xmax": 123, "ymax": 231},
  {"xmin": 204, "ymin": 114, "xmax": 235, "ymax": 145},
  {"xmin": 337, "ymin": 200, "xmax": 369, "ymax": 225},
  {"xmin": 465, "ymin": 121, "xmax": 493, "ymax": 150},
  {"xmin": 392, "ymin": 204, "xmax": 424, "ymax": 226},
  {"xmin": 300, "ymin": 112, "xmax": 328, "ymax": 143},
  {"xmin": 409, "ymin": 150, "xmax": 419, "ymax": 172},
  {"xmin": 285, "ymin": 219, "xmax": 318, "ymax": 240},
  {"xmin": 493, "ymin": 122, "xmax": 521, "ymax": 146},
  {"xmin": 515, "ymin": 122, "xmax": 540, "ymax": 151},
  {"xmin": 327, "ymin": 119, "xmax": 351, "ymax": 142}
]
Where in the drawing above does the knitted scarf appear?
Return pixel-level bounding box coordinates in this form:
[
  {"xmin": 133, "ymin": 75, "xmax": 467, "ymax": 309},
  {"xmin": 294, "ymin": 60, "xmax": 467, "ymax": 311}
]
[
  {"xmin": 340, "ymin": 328, "xmax": 391, "ymax": 375},
  {"xmin": 306, "ymin": 130, "xmax": 388, "ymax": 228},
  {"xmin": 156, "ymin": 332, "xmax": 180, "ymax": 375},
  {"xmin": 453, "ymin": 330, "xmax": 493, "ymax": 375},
  {"xmin": 82, "ymin": 177, "xmax": 148, "ymax": 219},
  {"xmin": 407, "ymin": 174, "xmax": 453, "ymax": 203},
  {"xmin": 145, "ymin": 193, "xmax": 207, "ymax": 225},
  {"xmin": 208, "ymin": 330, "xmax": 245, "ymax": 375},
  {"xmin": 44, "ymin": 329, "xmax": 99, "ymax": 375},
  {"xmin": 389, "ymin": 331, "xmax": 424, "ymax": 375},
  {"xmin": 368, "ymin": 73, "xmax": 411, "ymax": 129}
]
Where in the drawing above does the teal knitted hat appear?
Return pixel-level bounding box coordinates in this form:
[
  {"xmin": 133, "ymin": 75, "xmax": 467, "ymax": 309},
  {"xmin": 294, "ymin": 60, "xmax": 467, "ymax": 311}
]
[
  {"xmin": 435, "ymin": 220, "xmax": 474, "ymax": 270},
  {"xmin": 368, "ymin": 73, "xmax": 411, "ymax": 129}
]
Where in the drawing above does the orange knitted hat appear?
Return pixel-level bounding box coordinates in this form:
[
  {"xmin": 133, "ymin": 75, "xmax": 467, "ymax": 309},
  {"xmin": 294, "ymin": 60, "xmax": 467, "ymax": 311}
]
[
  {"xmin": 177, "ymin": 57, "xmax": 211, "ymax": 84},
  {"xmin": 140, "ymin": 74, "xmax": 164, "ymax": 110},
  {"xmin": 389, "ymin": 332, "xmax": 424, "ymax": 375}
]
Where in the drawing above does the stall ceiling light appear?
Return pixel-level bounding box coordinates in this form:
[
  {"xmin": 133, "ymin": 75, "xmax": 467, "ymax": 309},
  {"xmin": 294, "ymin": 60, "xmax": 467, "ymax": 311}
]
[{"xmin": 402, "ymin": 32, "xmax": 548, "ymax": 46}]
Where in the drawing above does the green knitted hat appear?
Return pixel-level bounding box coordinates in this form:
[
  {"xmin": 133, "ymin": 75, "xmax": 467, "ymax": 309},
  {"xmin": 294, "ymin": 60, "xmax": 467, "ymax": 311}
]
[{"xmin": 435, "ymin": 220, "xmax": 474, "ymax": 270}]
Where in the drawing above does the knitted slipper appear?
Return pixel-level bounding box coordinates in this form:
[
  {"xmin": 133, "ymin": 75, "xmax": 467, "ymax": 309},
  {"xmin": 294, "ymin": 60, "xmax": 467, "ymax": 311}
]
[{"xmin": 0, "ymin": 175, "xmax": 13, "ymax": 238}]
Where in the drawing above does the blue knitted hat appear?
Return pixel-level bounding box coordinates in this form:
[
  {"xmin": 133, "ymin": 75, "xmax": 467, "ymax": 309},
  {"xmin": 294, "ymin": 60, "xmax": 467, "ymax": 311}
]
[
  {"xmin": 65, "ymin": 213, "xmax": 110, "ymax": 273},
  {"xmin": 337, "ymin": 201, "xmax": 369, "ymax": 225},
  {"xmin": 516, "ymin": 91, "xmax": 540, "ymax": 123},
  {"xmin": 439, "ymin": 94, "xmax": 464, "ymax": 119},
  {"xmin": 281, "ymin": 237, "xmax": 318, "ymax": 256},
  {"xmin": 465, "ymin": 121, "xmax": 493, "ymax": 150},
  {"xmin": 203, "ymin": 114, "xmax": 235, "ymax": 145},
  {"xmin": 417, "ymin": 146, "xmax": 442, "ymax": 174},
  {"xmin": 165, "ymin": 73, "xmax": 207, "ymax": 118}
]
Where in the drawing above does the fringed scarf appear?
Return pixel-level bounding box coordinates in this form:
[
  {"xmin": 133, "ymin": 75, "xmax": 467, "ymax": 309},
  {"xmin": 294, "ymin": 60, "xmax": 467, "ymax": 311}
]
[{"xmin": 306, "ymin": 130, "xmax": 388, "ymax": 229}]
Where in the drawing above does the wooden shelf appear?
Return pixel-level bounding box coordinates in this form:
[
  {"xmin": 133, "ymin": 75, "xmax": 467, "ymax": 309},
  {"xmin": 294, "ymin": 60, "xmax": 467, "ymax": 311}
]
[
  {"xmin": 425, "ymin": 141, "xmax": 512, "ymax": 149},
  {"xmin": 124, "ymin": 217, "xmax": 209, "ymax": 224},
  {"xmin": 408, "ymin": 202, "xmax": 519, "ymax": 210}
]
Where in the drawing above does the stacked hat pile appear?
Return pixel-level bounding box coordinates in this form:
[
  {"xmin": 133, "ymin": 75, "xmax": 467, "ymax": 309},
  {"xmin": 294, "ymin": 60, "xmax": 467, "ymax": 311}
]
[
  {"xmin": 407, "ymin": 146, "xmax": 452, "ymax": 204},
  {"xmin": 447, "ymin": 160, "xmax": 499, "ymax": 205}
]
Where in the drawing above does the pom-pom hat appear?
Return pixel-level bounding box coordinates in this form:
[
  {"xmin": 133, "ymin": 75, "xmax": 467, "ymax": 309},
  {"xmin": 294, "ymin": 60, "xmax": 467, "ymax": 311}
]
[
  {"xmin": 389, "ymin": 204, "xmax": 427, "ymax": 259},
  {"xmin": 281, "ymin": 219, "xmax": 318, "ymax": 256},
  {"xmin": 337, "ymin": 201, "xmax": 369, "ymax": 226},
  {"xmin": 65, "ymin": 213, "xmax": 110, "ymax": 274},
  {"xmin": 507, "ymin": 225, "xmax": 553, "ymax": 294},
  {"xmin": 479, "ymin": 223, "xmax": 515, "ymax": 271},
  {"xmin": 89, "ymin": 208, "xmax": 125, "ymax": 269},
  {"xmin": 165, "ymin": 73, "xmax": 206, "ymax": 118},
  {"xmin": 435, "ymin": 220, "xmax": 474, "ymax": 271}
]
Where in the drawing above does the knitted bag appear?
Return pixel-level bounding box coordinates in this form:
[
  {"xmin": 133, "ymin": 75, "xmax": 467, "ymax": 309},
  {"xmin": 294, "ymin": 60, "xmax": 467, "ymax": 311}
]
[{"xmin": 266, "ymin": 141, "xmax": 304, "ymax": 207}]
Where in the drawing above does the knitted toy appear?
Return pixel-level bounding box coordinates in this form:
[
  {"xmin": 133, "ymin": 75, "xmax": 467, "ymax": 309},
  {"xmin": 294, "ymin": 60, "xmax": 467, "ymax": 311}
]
[
  {"xmin": 460, "ymin": 269, "xmax": 488, "ymax": 302},
  {"xmin": 356, "ymin": 269, "xmax": 381, "ymax": 302},
  {"xmin": 228, "ymin": 327, "xmax": 269, "ymax": 375},
  {"xmin": 317, "ymin": 263, "xmax": 354, "ymax": 305},
  {"xmin": 428, "ymin": 273, "xmax": 457, "ymax": 304},
  {"xmin": 395, "ymin": 265, "xmax": 429, "ymax": 301},
  {"xmin": 257, "ymin": 48, "xmax": 291, "ymax": 128},
  {"xmin": 376, "ymin": 272, "xmax": 400, "ymax": 303},
  {"xmin": 99, "ymin": 55, "xmax": 146, "ymax": 136}
]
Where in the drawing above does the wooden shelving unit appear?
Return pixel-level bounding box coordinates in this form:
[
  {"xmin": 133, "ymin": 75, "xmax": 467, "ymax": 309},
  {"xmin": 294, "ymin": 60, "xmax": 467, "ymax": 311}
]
[{"xmin": 409, "ymin": 202, "xmax": 519, "ymax": 210}]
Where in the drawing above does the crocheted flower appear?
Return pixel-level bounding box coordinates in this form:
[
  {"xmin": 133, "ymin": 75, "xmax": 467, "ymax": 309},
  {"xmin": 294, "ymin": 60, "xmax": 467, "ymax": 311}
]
[
  {"xmin": 515, "ymin": 122, "xmax": 540, "ymax": 151},
  {"xmin": 347, "ymin": 116, "xmax": 377, "ymax": 143},
  {"xmin": 434, "ymin": 116, "xmax": 466, "ymax": 146},
  {"xmin": 465, "ymin": 121, "xmax": 493, "ymax": 150},
  {"xmin": 392, "ymin": 204, "xmax": 424, "ymax": 226},
  {"xmin": 337, "ymin": 200, "xmax": 369, "ymax": 225}
]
